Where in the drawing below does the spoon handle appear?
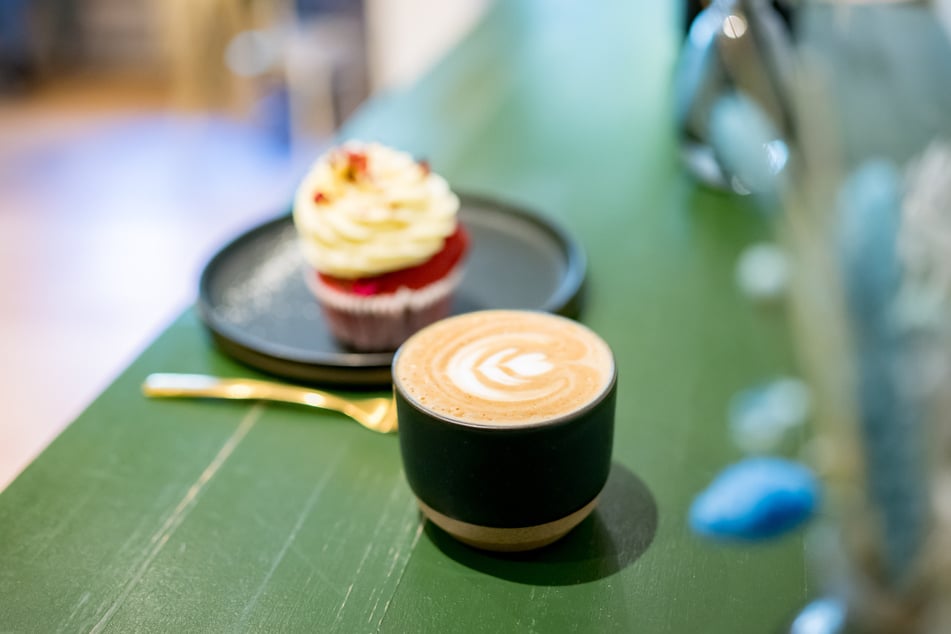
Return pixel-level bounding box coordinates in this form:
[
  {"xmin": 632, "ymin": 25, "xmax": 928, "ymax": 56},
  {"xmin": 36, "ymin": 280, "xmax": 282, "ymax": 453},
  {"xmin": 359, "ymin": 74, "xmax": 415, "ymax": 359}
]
[{"xmin": 142, "ymin": 373, "xmax": 351, "ymax": 413}]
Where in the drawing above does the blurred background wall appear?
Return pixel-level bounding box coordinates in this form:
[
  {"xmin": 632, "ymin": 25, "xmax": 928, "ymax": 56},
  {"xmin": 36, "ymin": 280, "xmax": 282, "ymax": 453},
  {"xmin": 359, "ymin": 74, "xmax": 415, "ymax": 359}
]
[
  {"xmin": 1, "ymin": 0, "xmax": 488, "ymax": 140},
  {"xmin": 0, "ymin": 0, "xmax": 488, "ymax": 489}
]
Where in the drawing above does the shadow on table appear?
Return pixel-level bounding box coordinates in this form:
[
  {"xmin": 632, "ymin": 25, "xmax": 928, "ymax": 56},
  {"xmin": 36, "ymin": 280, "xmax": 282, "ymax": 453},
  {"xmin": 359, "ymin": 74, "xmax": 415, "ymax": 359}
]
[{"xmin": 424, "ymin": 462, "xmax": 657, "ymax": 586}]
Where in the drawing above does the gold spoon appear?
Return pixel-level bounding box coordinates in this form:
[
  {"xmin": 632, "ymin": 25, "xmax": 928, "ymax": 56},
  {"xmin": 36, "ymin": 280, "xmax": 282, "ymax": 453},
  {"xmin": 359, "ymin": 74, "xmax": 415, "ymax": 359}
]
[{"xmin": 142, "ymin": 373, "xmax": 398, "ymax": 434}]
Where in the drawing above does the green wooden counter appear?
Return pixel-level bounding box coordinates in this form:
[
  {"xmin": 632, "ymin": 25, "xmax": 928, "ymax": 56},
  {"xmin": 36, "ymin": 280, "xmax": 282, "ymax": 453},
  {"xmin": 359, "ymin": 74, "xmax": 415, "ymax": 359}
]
[{"xmin": 0, "ymin": 1, "xmax": 809, "ymax": 631}]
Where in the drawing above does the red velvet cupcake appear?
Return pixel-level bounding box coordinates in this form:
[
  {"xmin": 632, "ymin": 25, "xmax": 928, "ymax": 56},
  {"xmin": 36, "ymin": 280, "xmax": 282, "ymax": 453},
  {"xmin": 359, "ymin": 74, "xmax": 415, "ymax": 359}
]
[{"xmin": 293, "ymin": 142, "xmax": 468, "ymax": 351}]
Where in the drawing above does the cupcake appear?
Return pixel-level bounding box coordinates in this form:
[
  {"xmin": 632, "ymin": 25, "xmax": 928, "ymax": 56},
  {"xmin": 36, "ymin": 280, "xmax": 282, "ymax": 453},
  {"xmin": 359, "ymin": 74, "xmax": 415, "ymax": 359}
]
[{"xmin": 293, "ymin": 141, "xmax": 469, "ymax": 352}]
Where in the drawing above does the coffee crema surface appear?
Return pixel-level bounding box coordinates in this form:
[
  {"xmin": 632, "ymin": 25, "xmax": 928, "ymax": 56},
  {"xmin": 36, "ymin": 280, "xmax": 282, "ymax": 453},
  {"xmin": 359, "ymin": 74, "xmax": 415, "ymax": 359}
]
[{"xmin": 394, "ymin": 310, "xmax": 614, "ymax": 425}]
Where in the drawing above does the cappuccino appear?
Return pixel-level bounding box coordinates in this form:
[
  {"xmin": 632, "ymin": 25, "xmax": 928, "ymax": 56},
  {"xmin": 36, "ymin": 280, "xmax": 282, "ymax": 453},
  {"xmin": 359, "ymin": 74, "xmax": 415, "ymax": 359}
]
[
  {"xmin": 393, "ymin": 309, "xmax": 617, "ymax": 551},
  {"xmin": 393, "ymin": 310, "xmax": 614, "ymax": 426}
]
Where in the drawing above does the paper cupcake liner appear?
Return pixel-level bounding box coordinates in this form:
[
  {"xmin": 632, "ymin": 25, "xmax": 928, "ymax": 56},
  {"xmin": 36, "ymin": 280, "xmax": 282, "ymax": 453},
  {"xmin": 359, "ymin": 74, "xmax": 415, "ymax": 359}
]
[{"xmin": 307, "ymin": 268, "xmax": 464, "ymax": 352}]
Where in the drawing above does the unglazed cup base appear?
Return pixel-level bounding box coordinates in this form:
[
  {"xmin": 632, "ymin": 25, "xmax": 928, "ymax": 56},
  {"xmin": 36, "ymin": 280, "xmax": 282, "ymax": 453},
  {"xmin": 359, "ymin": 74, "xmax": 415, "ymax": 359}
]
[{"xmin": 418, "ymin": 495, "xmax": 600, "ymax": 552}]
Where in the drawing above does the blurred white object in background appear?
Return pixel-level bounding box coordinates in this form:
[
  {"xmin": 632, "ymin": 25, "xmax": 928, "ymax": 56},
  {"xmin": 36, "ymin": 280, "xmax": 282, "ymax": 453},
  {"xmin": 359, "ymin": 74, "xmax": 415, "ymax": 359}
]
[
  {"xmin": 937, "ymin": 0, "xmax": 951, "ymax": 39},
  {"xmin": 736, "ymin": 242, "xmax": 790, "ymax": 302},
  {"xmin": 285, "ymin": 14, "xmax": 365, "ymax": 152},
  {"xmin": 364, "ymin": 0, "xmax": 489, "ymax": 91}
]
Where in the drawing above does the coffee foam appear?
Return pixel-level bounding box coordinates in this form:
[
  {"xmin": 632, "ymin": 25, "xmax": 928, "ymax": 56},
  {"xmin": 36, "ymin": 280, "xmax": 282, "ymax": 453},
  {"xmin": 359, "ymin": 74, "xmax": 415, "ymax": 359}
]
[{"xmin": 394, "ymin": 310, "xmax": 614, "ymax": 425}]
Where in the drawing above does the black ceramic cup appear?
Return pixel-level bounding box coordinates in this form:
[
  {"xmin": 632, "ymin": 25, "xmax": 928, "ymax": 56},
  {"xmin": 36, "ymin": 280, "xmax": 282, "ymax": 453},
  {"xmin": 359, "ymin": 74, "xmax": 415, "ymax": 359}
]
[{"xmin": 392, "ymin": 310, "xmax": 616, "ymax": 551}]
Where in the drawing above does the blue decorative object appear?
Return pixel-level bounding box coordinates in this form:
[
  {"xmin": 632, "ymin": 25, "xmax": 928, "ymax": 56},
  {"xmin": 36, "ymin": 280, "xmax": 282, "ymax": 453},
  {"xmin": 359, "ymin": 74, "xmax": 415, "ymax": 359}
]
[
  {"xmin": 689, "ymin": 457, "xmax": 819, "ymax": 541},
  {"xmin": 838, "ymin": 159, "xmax": 929, "ymax": 586},
  {"xmin": 789, "ymin": 597, "xmax": 847, "ymax": 634},
  {"xmin": 708, "ymin": 92, "xmax": 788, "ymax": 198}
]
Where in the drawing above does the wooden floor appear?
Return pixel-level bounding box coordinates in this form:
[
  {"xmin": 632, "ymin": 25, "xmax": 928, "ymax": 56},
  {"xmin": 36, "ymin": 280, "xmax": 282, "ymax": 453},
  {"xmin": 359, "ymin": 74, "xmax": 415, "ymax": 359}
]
[{"xmin": 0, "ymin": 75, "xmax": 314, "ymax": 490}]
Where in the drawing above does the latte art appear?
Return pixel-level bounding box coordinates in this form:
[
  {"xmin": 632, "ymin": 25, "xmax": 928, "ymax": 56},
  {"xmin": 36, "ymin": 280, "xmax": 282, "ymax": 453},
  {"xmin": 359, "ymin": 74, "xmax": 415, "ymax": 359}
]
[
  {"xmin": 448, "ymin": 336, "xmax": 557, "ymax": 401},
  {"xmin": 394, "ymin": 310, "xmax": 614, "ymax": 425}
]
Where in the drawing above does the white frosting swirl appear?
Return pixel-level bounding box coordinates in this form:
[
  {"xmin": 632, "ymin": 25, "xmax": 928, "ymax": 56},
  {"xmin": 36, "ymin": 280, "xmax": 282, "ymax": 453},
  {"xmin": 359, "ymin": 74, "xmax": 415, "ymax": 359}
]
[{"xmin": 293, "ymin": 141, "xmax": 460, "ymax": 279}]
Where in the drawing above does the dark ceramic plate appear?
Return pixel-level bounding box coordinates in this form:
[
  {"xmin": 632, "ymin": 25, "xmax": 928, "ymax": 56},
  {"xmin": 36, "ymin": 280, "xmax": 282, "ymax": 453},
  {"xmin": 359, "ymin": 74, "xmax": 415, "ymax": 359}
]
[{"xmin": 198, "ymin": 194, "xmax": 586, "ymax": 386}]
